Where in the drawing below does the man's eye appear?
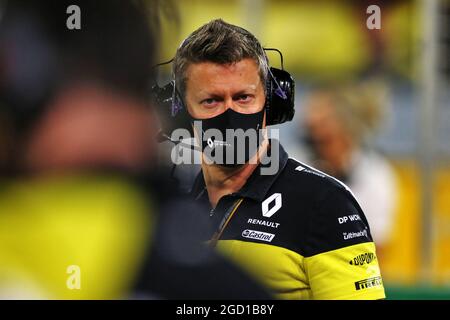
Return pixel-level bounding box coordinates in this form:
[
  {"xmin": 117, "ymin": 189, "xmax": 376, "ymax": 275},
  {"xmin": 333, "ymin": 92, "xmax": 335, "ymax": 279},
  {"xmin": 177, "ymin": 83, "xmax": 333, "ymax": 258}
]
[
  {"xmin": 202, "ymin": 98, "xmax": 217, "ymax": 106},
  {"xmin": 237, "ymin": 95, "xmax": 251, "ymax": 102}
]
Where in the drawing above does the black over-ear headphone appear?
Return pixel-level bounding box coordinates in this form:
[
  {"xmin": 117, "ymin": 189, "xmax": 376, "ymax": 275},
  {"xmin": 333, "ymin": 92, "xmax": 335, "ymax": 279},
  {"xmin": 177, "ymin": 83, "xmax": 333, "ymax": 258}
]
[
  {"xmin": 151, "ymin": 48, "xmax": 295, "ymax": 136},
  {"xmin": 263, "ymin": 48, "xmax": 295, "ymax": 125}
]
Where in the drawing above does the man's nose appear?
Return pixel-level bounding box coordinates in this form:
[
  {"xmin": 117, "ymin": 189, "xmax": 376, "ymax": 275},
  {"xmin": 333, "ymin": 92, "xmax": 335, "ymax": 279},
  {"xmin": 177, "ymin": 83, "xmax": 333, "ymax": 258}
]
[{"xmin": 224, "ymin": 97, "xmax": 235, "ymax": 111}]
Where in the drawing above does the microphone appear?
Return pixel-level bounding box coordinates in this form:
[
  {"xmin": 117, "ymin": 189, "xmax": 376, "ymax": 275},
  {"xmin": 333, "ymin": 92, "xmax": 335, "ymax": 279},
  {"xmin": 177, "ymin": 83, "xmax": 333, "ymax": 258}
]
[
  {"xmin": 156, "ymin": 130, "xmax": 202, "ymax": 152},
  {"xmin": 157, "ymin": 131, "xmax": 172, "ymax": 143}
]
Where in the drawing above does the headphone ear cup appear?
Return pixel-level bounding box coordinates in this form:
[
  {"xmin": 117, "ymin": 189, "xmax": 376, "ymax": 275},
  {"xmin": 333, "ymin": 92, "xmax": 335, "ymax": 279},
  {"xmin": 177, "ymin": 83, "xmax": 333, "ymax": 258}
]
[
  {"xmin": 151, "ymin": 81, "xmax": 193, "ymax": 135},
  {"xmin": 265, "ymin": 67, "xmax": 295, "ymax": 126}
]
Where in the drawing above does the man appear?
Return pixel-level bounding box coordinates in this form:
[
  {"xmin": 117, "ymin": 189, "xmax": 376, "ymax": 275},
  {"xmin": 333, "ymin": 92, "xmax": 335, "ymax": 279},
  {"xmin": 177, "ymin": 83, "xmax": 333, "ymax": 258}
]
[{"xmin": 171, "ymin": 19, "xmax": 386, "ymax": 299}]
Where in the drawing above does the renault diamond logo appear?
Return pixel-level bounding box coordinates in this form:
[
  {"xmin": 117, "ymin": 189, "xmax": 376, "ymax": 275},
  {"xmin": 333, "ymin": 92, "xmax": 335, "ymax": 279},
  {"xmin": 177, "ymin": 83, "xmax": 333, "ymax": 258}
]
[{"xmin": 262, "ymin": 193, "xmax": 282, "ymax": 218}]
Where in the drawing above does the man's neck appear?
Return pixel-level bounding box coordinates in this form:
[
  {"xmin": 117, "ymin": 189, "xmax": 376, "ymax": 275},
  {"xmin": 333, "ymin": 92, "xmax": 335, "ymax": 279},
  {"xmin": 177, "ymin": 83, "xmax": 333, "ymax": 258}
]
[{"xmin": 202, "ymin": 139, "xmax": 269, "ymax": 208}]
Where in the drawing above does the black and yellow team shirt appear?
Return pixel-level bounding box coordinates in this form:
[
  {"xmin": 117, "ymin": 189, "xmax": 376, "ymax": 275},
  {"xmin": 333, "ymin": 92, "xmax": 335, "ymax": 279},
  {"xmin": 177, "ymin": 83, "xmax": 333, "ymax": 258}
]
[{"xmin": 191, "ymin": 141, "xmax": 386, "ymax": 300}]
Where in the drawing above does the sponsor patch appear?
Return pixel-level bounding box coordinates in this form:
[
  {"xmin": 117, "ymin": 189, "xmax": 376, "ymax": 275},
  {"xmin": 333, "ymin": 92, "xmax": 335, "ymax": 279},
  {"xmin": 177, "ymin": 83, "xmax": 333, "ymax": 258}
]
[
  {"xmin": 261, "ymin": 193, "xmax": 282, "ymax": 218},
  {"xmin": 349, "ymin": 252, "xmax": 377, "ymax": 265},
  {"xmin": 354, "ymin": 276, "xmax": 383, "ymax": 291},
  {"xmin": 247, "ymin": 218, "xmax": 280, "ymax": 229},
  {"xmin": 338, "ymin": 214, "xmax": 361, "ymax": 224},
  {"xmin": 303, "ymin": 168, "xmax": 326, "ymax": 178},
  {"xmin": 242, "ymin": 229, "xmax": 275, "ymax": 242},
  {"xmin": 343, "ymin": 229, "xmax": 368, "ymax": 240}
]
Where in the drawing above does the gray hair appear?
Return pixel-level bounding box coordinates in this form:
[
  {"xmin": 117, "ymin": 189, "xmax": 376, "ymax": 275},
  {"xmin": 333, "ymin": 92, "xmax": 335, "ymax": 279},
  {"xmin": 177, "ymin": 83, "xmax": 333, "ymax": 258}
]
[{"xmin": 173, "ymin": 19, "xmax": 269, "ymax": 99}]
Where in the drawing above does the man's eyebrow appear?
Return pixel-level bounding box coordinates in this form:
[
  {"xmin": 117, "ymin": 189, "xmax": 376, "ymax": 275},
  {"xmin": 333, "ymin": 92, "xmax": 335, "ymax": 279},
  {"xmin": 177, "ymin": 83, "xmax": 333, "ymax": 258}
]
[
  {"xmin": 233, "ymin": 88, "xmax": 257, "ymax": 96},
  {"xmin": 199, "ymin": 93, "xmax": 223, "ymax": 100},
  {"xmin": 198, "ymin": 86, "xmax": 258, "ymax": 99}
]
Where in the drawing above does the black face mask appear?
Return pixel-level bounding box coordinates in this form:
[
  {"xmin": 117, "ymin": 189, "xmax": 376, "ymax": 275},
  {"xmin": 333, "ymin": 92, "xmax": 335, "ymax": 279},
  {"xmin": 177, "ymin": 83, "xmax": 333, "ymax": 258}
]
[{"xmin": 192, "ymin": 108, "xmax": 265, "ymax": 167}]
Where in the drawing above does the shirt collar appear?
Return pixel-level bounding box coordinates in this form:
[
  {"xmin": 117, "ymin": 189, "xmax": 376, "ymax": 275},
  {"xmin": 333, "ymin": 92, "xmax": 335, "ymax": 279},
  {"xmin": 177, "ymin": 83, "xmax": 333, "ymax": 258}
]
[{"xmin": 190, "ymin": 139, "xmax": 289, "ymax": 202}]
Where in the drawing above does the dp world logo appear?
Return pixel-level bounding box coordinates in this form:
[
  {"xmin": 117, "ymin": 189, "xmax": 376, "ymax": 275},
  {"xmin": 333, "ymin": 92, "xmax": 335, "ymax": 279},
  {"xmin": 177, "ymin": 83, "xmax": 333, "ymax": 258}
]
[{"xmin": 262, "ymin": 193, "xmax": 282, "ymax": 218}]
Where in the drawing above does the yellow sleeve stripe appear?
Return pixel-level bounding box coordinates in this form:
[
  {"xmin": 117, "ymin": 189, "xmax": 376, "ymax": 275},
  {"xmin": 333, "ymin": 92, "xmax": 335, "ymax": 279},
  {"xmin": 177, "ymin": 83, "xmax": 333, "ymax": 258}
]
[{"xmin": 304, "ymin": 242, "xmax": 386, "ymax": 300}]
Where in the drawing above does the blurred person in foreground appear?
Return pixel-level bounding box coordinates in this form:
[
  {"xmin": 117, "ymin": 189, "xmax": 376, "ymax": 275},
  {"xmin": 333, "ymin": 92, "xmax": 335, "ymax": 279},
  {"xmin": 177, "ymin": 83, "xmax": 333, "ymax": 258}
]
[
  {"xmin": 299, "ymin": 81, "xmax": 398, "ymax": 259},
  {"xmin": 165, "ymin": 19, "xmax": 386, "ymax": 299},
  {"xmin": 0, "ymin": 0, "xmax": 270, "ymax": 299}
]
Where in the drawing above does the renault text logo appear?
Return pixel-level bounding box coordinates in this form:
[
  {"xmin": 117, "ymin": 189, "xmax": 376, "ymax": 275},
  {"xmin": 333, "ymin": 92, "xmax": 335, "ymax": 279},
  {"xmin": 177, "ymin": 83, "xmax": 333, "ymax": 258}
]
[{"xmin": 262, "ymin": 193, "xmax": 282, "ymax": 218}]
